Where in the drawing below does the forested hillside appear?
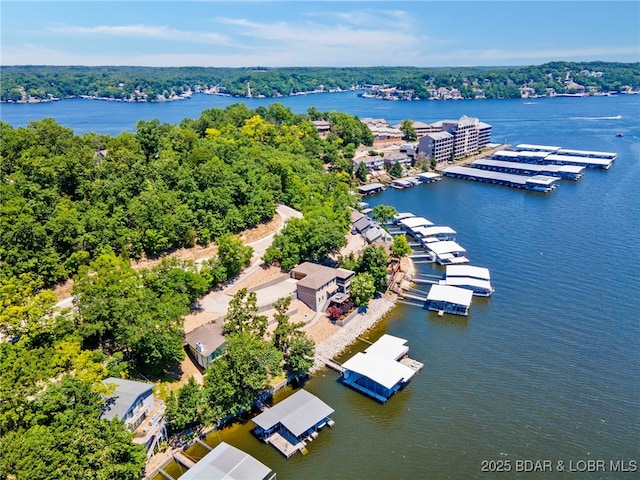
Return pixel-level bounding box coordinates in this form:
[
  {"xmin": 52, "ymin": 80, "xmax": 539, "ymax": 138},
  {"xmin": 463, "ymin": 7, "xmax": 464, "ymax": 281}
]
[
  {"xmin": 2, "ymin": 61, "xmax": 638, "ymax": 102},
  {"xmin": 0, "ymin": 103, "xmax": 370, "ymax": 479}
]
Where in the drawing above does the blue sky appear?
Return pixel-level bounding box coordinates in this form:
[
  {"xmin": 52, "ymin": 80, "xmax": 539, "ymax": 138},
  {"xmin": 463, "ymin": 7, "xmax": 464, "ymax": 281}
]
[{"xmin": 2, "ymin": 1, "xmax": 639, "ymax": 67}]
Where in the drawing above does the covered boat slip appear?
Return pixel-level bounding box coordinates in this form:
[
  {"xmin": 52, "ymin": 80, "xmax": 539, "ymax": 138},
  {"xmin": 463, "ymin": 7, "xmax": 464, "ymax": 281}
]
[
  {"xmin": 426, "ymin": 284, "xmax": 474, "ymax": 316},
  {"xmin": 412, "ymin": 225, "xmax": 457, "ymax": 241},
  {"xmin": 492, "ymin": 149, "xmax": 551, "ymax": 163},
  {"xmin": 542, "ymin": 153, "xmax": 613, "ymax": 169},
  {"xmin": 557, "ymin": 148, "xmax": 617, "ymax": 160},
  {"xmin": 441, "ymin": 276, "xmax": 493, "ymax": 296},
  {"xmin": 473, "ymin": 158, "xmax": 585, "ymax": 180},
  {"xmin": 446, "ymin": 265, "xmax": 491, "ymax": 281},
  {"xmin": 513, "ymin": 143, "xmax": 561, "ymax": 153},
  {"xmin": 341, "ymin": 335, "xmax": 419, "ymax": 403},
  {"xmin": 425, "ymin": 240, "xmax": 468, "ymax": 265},
  {"xmin": 357, "ymin": 183, "xmax": 386, "ymax": 195},
  {"xmin": 252, "ymin": 389, "xmax": 334, "ymax": 458},
  {"xmin": 443, "ymin": 166, "xmax": 559, "ymax": 192},
  {"xmin": 416, "ymin": 171, "xmax": 442, "ymax": 183},
  {"xmin": 398, "ymin": 216, "xmax": 434, "ymax": 235},
  {"xmin": 364, "ymin": 333, "xmax": 409, "ymax": 361},
  {"xmin": 177, "ymin": 442, "xmax": 274, "ymax": 480}
]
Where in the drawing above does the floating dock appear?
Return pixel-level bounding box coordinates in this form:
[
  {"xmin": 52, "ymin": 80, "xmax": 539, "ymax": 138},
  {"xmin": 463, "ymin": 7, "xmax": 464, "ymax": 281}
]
[
  {"xmin": 357, "ymin": 183, "xmax": 386, "ymax": 195},
  {"xmin": 416, "ymin": 172, "xmax": 442, "ymax": 183},
  {"xmin": 541, "ymin": 153, "xmax": 613, "ymax": 170},
  {"xmin": 426, "ymin": 284, "xmax": 474, "ymax": 316},
  {"xmin": 443, "ymin": 166, "xmax": 559, "ymax": 192},
  {"xmin": 425, "ymin": 240, "xmax": 469, "ymax": 265},
  {"xmin": 341, "ymin": 334, "xmax": 420, "ymax": 403},
  {"xmin": 473, "ymin": 158, "xmax": 584, "ymax": 180}
]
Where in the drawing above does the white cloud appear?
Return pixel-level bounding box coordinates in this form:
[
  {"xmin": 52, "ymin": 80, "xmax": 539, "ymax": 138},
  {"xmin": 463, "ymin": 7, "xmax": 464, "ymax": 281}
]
[
  {"xmin": 49, "ymin": 24, "xmax": 233, "ymax": 45},
  {"xmin": 212, "ymin": 15, "xmax": 426, "ymax": 51}
]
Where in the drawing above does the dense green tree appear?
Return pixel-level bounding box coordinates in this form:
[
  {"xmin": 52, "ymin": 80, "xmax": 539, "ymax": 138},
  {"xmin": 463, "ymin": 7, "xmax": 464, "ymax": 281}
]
[
  {"xmin": 216, "ymin": 233, "xmax": 253, "ymax": 279},
  {"xmin": 165, "ymin": 376, "xmax": 205, "ymax": 433},
  {"xmin": 73, "ymin": 251, "xmax": 187, "ymax": 377},
  {"xmin": 355, "ymin": 161, "xmax": 368, "ymax": 182},
  {"xmin": 359, "ymin": 245, "xmax": 389, "ymax": 292},
  {"xmin": 0, "ymin": 375, "xmax": 146, "ymax": 480},
  {"xmin": 264, "ymin": 214, "xmax": 347, "ymax": 270},
  {"xmin": 400, "ymin": 119, "xmax": 417, "ymax": 141},
  {"xmin": 287, "ymin": 335, "xmax": 315, "ymax": 376},
  {"xmin": 203, "ymin": 332, "xmax": 282, "ymax": 420},
  {"xmin": 388, "ymin": 161, "xmax": 403, "ymax": 178},
  {"xmin": 390, "ymin": 234, "xmax": 413, "ymax": 258},
  {"xmin": 271, "ymin": 296, "xmax": 315, "ymax": 375},
  {"xmin": 372, "ymin": 204, "xmax": 397, "ymax": 223},
  {"xmin": 350, "ymin": 272, "xmax": 376, "ymax": 307},
  {"xmin": 222, "ymin": 288, "xmax": 268, "ymax": 338}
]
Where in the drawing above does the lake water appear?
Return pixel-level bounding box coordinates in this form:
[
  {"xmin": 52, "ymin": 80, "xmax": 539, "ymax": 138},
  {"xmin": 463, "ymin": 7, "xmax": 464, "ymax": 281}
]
[{"xmin": 2, "ymin": 93, "xmax": 639, "ymax": 479}]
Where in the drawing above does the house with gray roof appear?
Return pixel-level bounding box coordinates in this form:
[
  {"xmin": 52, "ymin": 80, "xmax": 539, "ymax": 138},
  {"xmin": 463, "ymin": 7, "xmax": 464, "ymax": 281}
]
[
  {"xmin": 290, "ymin": 262, "xmax": 355, "ymax": 311},
  {"xmin": 185, "ymin": 321, "xmax": 226, "ymax": 369},
  {"xmin": 102, "ymin": 377, "xmax": 167, "ymax": 458}
]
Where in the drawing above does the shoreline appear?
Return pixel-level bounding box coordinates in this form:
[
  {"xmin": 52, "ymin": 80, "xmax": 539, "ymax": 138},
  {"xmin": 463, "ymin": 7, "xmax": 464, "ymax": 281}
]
[{"xmin": 4, "ymin": 90, "xmax": 635, "ymax": 105}]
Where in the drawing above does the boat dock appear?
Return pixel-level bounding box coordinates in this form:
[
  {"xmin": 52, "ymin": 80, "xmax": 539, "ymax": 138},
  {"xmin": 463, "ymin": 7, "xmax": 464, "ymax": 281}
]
[
  {"xmin": 443, "ymin": 166, "xmax": 559, "ymax": 193},
  {"xmin": 473, "ymin": 158, "xmax": 585, "ymax": 180}
]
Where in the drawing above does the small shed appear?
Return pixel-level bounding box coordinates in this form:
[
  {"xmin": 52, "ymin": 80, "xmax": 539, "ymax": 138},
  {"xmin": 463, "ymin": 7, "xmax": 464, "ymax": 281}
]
[
  {"xmin": 426, "ymin": 284, "xmax": 473, "ymax": 316},
  {"xmin": 179, "ymin": 442, "xmax": 274, "ymax": 480}
]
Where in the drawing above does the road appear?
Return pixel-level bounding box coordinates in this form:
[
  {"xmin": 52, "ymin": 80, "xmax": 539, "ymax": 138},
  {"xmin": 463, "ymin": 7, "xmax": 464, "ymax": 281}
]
[{"xmin": 54, "ymin": 204, "xmax": 303, "ymax": 312}]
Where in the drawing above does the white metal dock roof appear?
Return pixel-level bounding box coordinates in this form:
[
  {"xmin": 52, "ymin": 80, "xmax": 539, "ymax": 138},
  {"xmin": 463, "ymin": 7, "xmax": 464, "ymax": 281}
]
[
  {"xmin": 426, "ymin": 240, "xmax": 466, "ymax": 255},
  {"xmin": 446, "ymin": 265, "xmax": 491, "ymax": 280},
  {"xmin": 444, "ymin": 166, "xmax": 559, "ymax": 186},
  {"xmin": 426, "ymin": 284, "xmax": 473, "ymax": 307},
  {"xmin": 393, "ymin": 212, "xmax": 415, "ymax": 221},
  {"xmin": 252, "ymin": 389, "xmax": 334, "ymax": 438},
  {"xmin": 493, "ymin": 150, "xmax": 551, "ymax": 160},
  {"xmin": 399, "ymin": 216, "xmax": 434, "ymax": 229},
  {"xmin": 557, "ymin": 148, "xmax": 616, "ymax": 159},
  {"xmin": 341, "ymin": 352, "xmax": 416, "ymax": 390},
  {"xmin": 442, "ymin": 276, "xmax": 493, "ymax": 291},
  {"xmin": 364, "ymin": 334, "xmax": 409, "ymax": 361},
  {"xmin": 179, "ymin": 442, "xmax": 272, "ymax": 480},
  {"xmin": 413, "ymin": 226, "xmax": 456, "ymax": 237},
  {"xmin": 515, "ymin": 143, "xmax": 561, "ymax": 152},
  {"xmin": 475, "ymin": 158, "xmax": 584, "ymax": 174},
  {"xmin": 417, "ymin": 172, "xmax": 442, "ymax": 180},
  {"xmin": 543, "ymin": 153, "xmax": 612, "ymax": 168}
]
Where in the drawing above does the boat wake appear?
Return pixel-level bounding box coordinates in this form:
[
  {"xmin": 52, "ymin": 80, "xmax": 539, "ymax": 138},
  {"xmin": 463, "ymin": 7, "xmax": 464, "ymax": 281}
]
[{"xmin": 569, "ymin": 114, "xmax": 623, "ymax": 120}]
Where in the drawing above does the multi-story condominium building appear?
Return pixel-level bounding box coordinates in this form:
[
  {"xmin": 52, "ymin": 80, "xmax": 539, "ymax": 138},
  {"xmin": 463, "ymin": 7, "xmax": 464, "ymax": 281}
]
[
  {"xmin": 417, "ymin": 132, "xmax": 454, "ymax": 164},
  {"xmin": 419, "ymin": 116, "xmax": 492, "ymax": 163},
  {"xmin": 477, "ymin": 121, "xmax": 492, "ymax": 149}
]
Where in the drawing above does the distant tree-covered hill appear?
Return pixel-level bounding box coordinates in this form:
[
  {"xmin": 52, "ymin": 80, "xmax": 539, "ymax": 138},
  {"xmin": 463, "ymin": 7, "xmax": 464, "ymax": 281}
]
[{"xmin": 1, "ymin": 62, "xmax": 638, "ymax": 102}]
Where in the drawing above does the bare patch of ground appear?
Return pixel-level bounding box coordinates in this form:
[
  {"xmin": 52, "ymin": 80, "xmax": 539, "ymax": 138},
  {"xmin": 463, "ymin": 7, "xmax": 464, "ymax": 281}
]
[
  {"xmin": 304, "ymin": 316, "xmax": 340, "ymax": 344},
  {"xmin": 226, "ymin": 264, "xmax": 284, "ymax": 296},
  {"xmin": 53, "ymin": 279, "xmax": 74, "ymax": 302}
]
